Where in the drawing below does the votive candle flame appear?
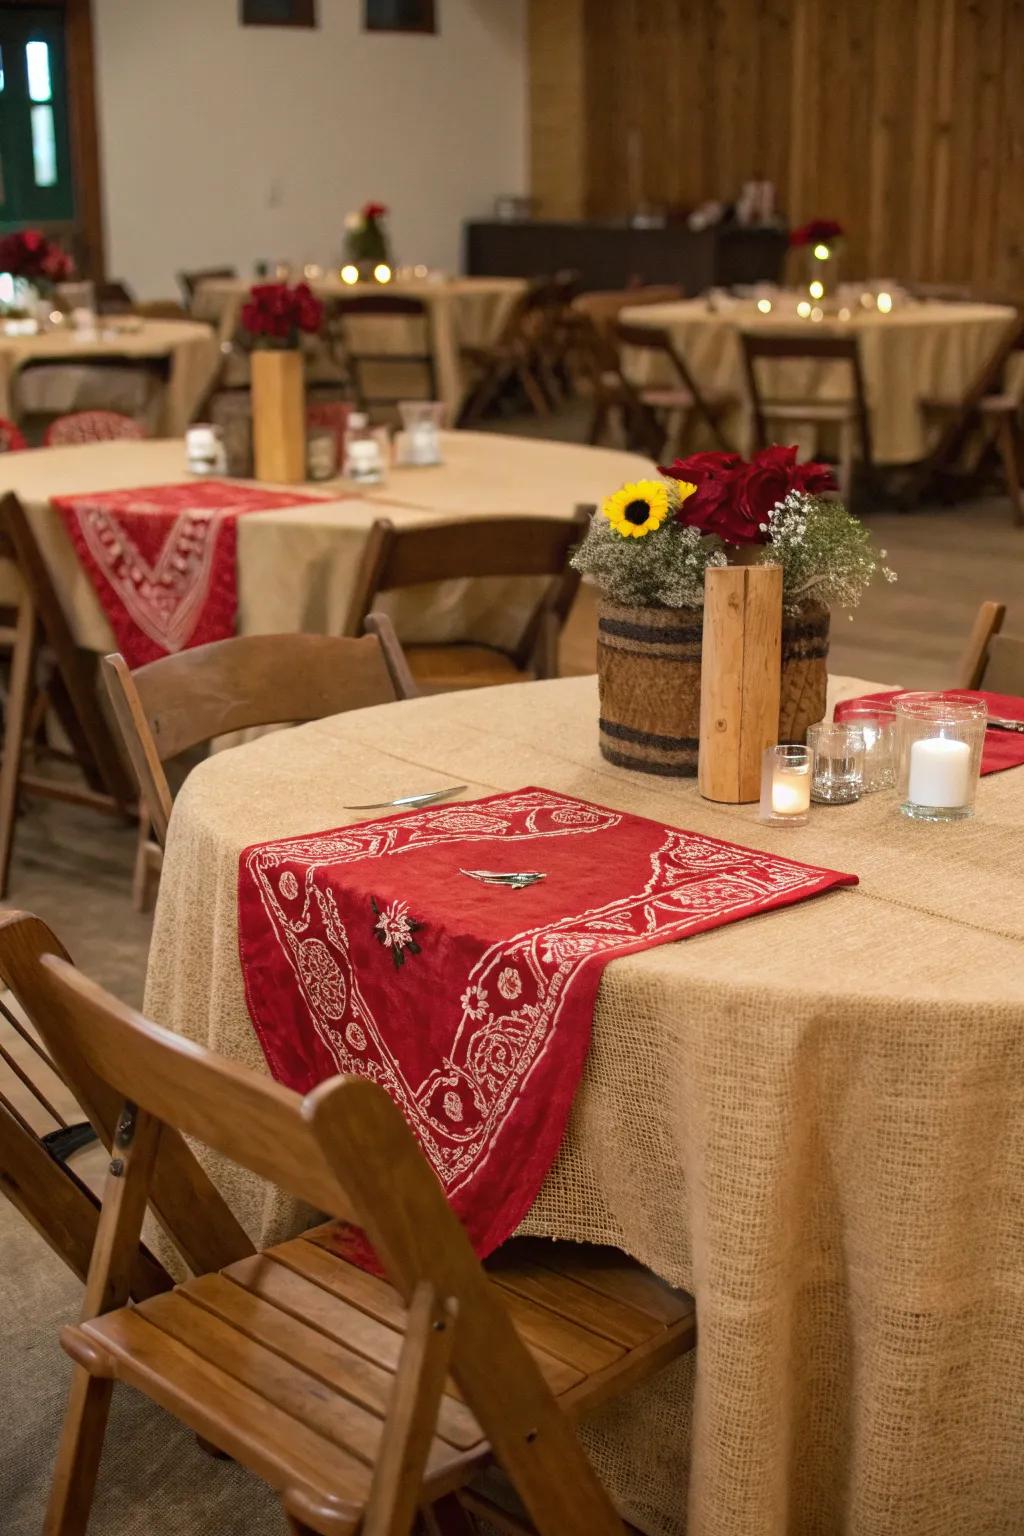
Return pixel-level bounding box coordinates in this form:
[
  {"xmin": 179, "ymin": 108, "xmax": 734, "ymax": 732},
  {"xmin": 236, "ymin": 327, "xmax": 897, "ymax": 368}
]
[{"xmin": 772, "ymin": 767, "xmax": 811, "ymax": 816}]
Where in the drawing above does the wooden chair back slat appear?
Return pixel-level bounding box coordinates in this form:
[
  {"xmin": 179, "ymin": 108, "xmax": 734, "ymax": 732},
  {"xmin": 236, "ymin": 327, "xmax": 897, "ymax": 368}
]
[
  {"xmin": 102, "ymin": 624, "xmax": 414, "ymax": 847},
  {"xmin": 956, "ymin": 600, "xmax": 1007, "ymax": 688},
  {"xmin": 0, "ymin": 911, "xmax": 254, "ymax": 1278},
  {"xmin": 179, "ymin": 266, "xmax": 238, "ymax": 307},
  {"xmin": 983, "ymin": 634, "xmax": 1024, "ymax": 694},
  {"xmin": 739, "ymin": 329, "xmax": 874, "ymax": 470},
  {"xmin": 614, "ymin": 320, "xmax": 733, "ymax": 450},
  {"xmin": 35, "ymin": 954, "xmax": 356, "ymax": 1223},
  {"xmin": 917, "ymin": 311, "xmax": 1024, "ymax": 485},
  {"xmin": 343, "ymin": 512, "xmax": 589, "ymax": 659}
]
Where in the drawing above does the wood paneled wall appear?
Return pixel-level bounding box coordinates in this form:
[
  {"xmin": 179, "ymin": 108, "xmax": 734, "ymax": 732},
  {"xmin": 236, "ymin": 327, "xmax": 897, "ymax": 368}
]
[{"xmin": 529, "ymin": 0, "xmax": 1024, "ymax": 295}]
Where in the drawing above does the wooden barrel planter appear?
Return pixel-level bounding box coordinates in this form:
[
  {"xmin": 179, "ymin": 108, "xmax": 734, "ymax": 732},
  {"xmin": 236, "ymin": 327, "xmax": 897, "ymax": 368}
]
[{"xmin": 597, "ymin": 598, "xmax": 830, "ymax": 777}]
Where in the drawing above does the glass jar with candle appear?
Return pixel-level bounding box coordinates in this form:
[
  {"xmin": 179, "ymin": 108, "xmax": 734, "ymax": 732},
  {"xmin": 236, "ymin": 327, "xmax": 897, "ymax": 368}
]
[
  {"xmin": 759, "ymin": 744, "xmax": 812, "ymax": 825},
  {"xmin": 895, "ymin": 692, "xmax": 988, "ymax": 821}
]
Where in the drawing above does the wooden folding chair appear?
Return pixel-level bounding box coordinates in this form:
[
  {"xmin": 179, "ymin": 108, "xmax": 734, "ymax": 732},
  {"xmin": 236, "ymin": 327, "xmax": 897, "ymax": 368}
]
[
  {"xmin": 29, "ymin": 922, "xmax": 695, "ymax": 1536},
  {"xmin": 178, "ymin": 265, "xmax": 238, "ymax": 310},
  {"xmin": 562, "ymin": 312, "xmax": 665, "ymax": 457},
  {"xmin": 918, "ymin": 312, "xmax": 1024, "ymax": 526},
  {"xmin": 0, "ymin": 910, "xmax": 173, "ymax": 1298},
  {"xmin": 0, "ymin": 493, "xmax": 136, "ymax": 899},
  {"xmin": 344, "ymin": 511, "xmax": 591, "ymax": 694},
  {"xmin": 739, "ymin": 331, "xmax": 874, "ymax": 503},
  {"xmin": 456, "ymin": 279, "xmax": 559, "ymax": 427},
  {"xmin": 331, "ymin": 294, "xmax": 438, "ymax": 420},
  {"xmin": 615, "ymin": 321, "xmax": 736, "ymax": 458},
  {"xmin": 101, "ymin": 619, "xmax": 417, "ymax": 912}
]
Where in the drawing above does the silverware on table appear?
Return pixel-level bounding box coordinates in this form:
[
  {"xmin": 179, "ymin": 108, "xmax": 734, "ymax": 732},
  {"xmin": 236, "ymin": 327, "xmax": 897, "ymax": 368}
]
[
  {"xmin": 987, "ymin": 716, "xmax": 1024, "ymax": 735},
  {"xmin": 343, "ymin": 785, "xmax": 468, "ymax": 811},
  {"xmin": 460, "ymin": 869, "xmax": 547, "ymax": 890}
]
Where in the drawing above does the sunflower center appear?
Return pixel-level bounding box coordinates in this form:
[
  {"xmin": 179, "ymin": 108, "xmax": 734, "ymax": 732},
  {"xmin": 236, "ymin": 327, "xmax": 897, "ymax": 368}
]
[{"xmin": 624, "ymin": 498, "xmax": 652, "ymax": 525}]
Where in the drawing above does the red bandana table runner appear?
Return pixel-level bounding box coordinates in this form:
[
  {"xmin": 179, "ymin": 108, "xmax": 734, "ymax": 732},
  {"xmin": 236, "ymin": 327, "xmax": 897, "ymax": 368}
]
[
  {"xmin": 52, "ymin": 480, "xmax": 324, "ymax": 667},
  {"xmin": 237, "ymin": 787, "xmax": 857, "ymax": 1256},
  {"xmin": 835, "ymin": 689, "xmax": 1024, "ymax": 775}
]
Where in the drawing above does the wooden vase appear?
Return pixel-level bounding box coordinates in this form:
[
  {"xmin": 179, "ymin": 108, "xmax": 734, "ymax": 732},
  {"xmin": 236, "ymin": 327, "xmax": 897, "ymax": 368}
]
[
  {"xmin": 251, "ymin": 348, "xmax": 305, "ymax": 484},
  {"xmin": 698, "ymin": 565, "xmax": 782, "ymax": 804},
  {"xmin": 596, "ymin": 594, "xmax": 829, "ymax": 779}
]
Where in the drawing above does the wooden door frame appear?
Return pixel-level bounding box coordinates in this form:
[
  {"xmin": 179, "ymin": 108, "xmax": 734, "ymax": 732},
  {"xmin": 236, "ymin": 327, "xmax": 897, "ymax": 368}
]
[{"xmin": 0, "ymin": 0, "xmax": 105, "ymax": 278}]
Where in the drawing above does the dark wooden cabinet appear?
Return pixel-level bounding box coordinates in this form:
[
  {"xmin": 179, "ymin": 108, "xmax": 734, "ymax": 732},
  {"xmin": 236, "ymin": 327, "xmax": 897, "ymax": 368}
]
[{"xmin": 464, "ymin": 220, "xmax": 788, "ymax": 295}]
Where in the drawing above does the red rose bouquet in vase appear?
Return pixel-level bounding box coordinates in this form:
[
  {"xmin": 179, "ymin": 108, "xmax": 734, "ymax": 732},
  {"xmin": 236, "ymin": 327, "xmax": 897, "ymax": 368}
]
[
  {"xmin": 241, "ymin": 282, "xmax": 324, "ymax": 483},
  {"xmin": 0, "ymin": 229, "xmax": 74, "ymax": 319},
  {"xmin": 789, "ymin": 218, "xmax": 844, "ymax": 297},
  {"xmin": 572, "ymin": 447, "xmax": 895, "ymax": 776},
  {"xmin": 343, "ymin": 201, "xmax": 391, "ymax": 279}
]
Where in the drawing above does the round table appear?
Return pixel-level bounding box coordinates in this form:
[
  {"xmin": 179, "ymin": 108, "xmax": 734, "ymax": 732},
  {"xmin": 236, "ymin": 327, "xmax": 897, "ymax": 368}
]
[
  {"xmin": 0, "ymin": 430, "xmax": 650, "ymax": 653},
  {"xmin": 195, "ymin": 275, "xmax": 526, "ymax": 423},
  {"xmin": 0, "ymin": 317, "xmax": 218, "ymax": 436},
  {"xmin": 144, "ymin": 673, "xmax": 1024, "ymax": 1536},
  {"xmin": 620, "ymin": 296, "xmax": 1020, "ymax": 463}
]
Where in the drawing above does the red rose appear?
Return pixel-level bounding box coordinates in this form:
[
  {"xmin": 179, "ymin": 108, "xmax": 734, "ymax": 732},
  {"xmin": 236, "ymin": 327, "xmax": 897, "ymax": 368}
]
[
  {"xmin": 22, "ymin": 230, "xmax": 43, "ymax": 253},
  {"xmin": 789, "ymin": 218, "xmax": 843, "ymax": 248},
  {"xmin": 362, "ymin": 201, "xmax": 388, "ymax": 221},
  {"xmin": 663, "ymin": 445, "xmax": 837, "ymax": 545}
]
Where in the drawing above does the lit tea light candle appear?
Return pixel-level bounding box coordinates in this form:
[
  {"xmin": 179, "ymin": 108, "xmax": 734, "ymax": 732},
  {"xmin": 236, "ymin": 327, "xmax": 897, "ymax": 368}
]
[
  {"xmin": 809, "ymin": 279, "xmax": 824, "ymax": 300},
  {"xmin": 760, "ymin": 745, "xmax": 812, "ymax": 825},
  {"xmin": 907, "ymin": 735, "xmax": 970, "ymax": 809},
  {"xmin": 876, "ymin": 291, "xmax": 893, "ymax": 313},
  {"xmin": 340, "ymin": 264, "xmax": 359, "ymax": 285},
  {"xmin": 756, "ymin": 297, "xmax": 772, "ymax": 313},
  {"xmin": 797, "ymin": 299, "xmax": 812, "ymax": 318}
]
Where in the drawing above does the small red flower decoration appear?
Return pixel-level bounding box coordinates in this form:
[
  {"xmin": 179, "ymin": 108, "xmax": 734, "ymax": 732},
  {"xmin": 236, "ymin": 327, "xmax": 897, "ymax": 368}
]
[
  {"xmin": 660, "ymin": 446, "xmax": 836, "ymax": 546},
  {"xmin": 0, "ymin": 229, "xmax": 74, "ymax": 283},
  {"xmin": 789, "ymin": 219, "xmax": 844, "ymax": 249},
  {"xmin": 241, "ymin": 281, "xmax": 324, "ymax": 348},
  {"xmin": 362, "ymin": 201, "xmax": 388, "ymax": 221}
]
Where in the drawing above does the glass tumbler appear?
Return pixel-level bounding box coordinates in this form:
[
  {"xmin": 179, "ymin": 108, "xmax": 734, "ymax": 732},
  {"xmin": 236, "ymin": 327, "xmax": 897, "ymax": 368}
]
[
  {"xmin": 837, "ymin": 703, "xmax": 898, "ymax": 792},
  {"xmin": 894, "ymin": 692, "xmax": 988, "ymax": 821},
  {"xmin": 808, "ymin": 721, "xmax": 866, "ymax": 805}
]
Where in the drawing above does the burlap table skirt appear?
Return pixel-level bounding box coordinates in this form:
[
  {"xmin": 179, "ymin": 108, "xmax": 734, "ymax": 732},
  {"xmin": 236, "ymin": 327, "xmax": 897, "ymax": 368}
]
[
  {"xmin": 620, "ymin": 297, "xmax": 1021, "ymax": 464},
  {"xmin": 143, "ymin": 675, "xmax": 1024, "ymax": 1536}
]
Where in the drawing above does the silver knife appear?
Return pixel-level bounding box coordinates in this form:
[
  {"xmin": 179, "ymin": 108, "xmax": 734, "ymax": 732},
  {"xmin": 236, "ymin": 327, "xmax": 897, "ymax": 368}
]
[
  {"xmin": 988, "ymin": 717, "xmax": 1024, "ymax": 735},
  {"xmin": 343, "ymin": 785, "xmax": 468, "ymax": 811}
]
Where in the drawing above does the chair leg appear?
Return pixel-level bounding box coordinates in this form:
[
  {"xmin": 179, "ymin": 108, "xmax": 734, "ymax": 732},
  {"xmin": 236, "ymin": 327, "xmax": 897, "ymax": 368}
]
[
  {"xmin": 43, "ymin": 1367, "xmax": 114, "ymax": 1536},
  {"xmin": 837, "ymin": 421, "xmax": 855, "ymax": 506},
  {"xmin": 131, "ymin": 815, "xmax": 160, "ymax": 913},
  {"xmin": 0, "ymin": 598, "xmax": 38, "ymax": 899},
  {"xmin": 516, "ymin": 361, "xmax": 551, "ymax": 418},
  {"xmin": 422, "ymin": 1495, "xmax": 479, "ymax": 1535},
  {"xmin": 995, "ymin": 412, "xmax": 1024, "ymax": 526}
]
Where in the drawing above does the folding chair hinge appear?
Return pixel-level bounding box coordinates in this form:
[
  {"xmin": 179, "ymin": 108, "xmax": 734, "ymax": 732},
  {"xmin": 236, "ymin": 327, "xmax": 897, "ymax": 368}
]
[{"xmin": 109, "ymin": 1100, "xmax": 138, "ymax": 1175}]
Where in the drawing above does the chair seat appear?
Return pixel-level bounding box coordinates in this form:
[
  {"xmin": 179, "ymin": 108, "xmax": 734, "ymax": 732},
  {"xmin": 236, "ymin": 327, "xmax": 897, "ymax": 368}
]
[
  {"xmin": 759, "ymin": 398, "xmax": 859, "ymax": 422},
  {"xmin": 65, "ymin": 1225, "xmax": 695, "ymax": 1536},
  {"xmin": 921, "ymin": 392, "xmax": 1020, "ymax": 417},
  {"xmin": 640, "ymin": 386, "xmax": 696, "ymax": 409},
  {"xmin": 407, "ymin": 643, "xmax": 529, "ymax": 693}
]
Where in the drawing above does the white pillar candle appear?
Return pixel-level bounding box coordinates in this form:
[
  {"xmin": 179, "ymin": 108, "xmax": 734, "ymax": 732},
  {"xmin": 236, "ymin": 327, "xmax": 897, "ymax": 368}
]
[
  {"xmin": 907, "ymin": 735, "xmax": 970, "ymax": 808},
  {"xmin": 771, "ymin": 766, "xmax": 811, "ymax": 816}
]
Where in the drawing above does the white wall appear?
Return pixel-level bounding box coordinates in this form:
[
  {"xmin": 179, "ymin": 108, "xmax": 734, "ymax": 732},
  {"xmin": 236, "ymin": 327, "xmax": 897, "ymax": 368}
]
[{"xmin": 92, "ymin": 0, "xmax": 527, "ymax": 298}]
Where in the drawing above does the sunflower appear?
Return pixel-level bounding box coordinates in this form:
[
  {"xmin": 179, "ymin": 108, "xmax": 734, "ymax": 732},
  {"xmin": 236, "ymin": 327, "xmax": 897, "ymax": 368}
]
[
  {"xmin": 602, "ymin": 479, "xmax": 671, "ymax": 539},
  {"xmin": 675, "ymin": 479, "xmax": 698, "ymax": 506}
]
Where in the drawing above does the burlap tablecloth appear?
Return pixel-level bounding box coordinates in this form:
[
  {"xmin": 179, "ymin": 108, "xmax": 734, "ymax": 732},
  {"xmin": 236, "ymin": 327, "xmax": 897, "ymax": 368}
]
[
  {"xmin": 620, "ymin": 298, "xmax": 1020, "ymax": 464},
  {"xmin": 0, "ymin": 432, "xmax": 648, "ymax": 654},
  {"xmin": 195, "ymin": 275, "xmax": 525, "ymax": 422},
  {"xmin": 143, "ymin": 673, "xmax": 1024, "ymax": 1536},
  {"xmin": 0, "ymin": 319, "xmax": 219, "ymax": 435}
]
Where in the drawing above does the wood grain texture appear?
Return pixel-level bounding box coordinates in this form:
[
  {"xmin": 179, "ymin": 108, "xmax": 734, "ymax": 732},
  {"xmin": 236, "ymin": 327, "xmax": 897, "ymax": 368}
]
[
  {"xmin": 251, "ymin": 349, "xmax": 306, "ymax": 484},
  {"xmin": 698, "ymin": 565, "xmax": 782, "ymax": 804},
  {"xmin": 530, "ymin": 0, "xmax": 1024, "ymax": 296}
]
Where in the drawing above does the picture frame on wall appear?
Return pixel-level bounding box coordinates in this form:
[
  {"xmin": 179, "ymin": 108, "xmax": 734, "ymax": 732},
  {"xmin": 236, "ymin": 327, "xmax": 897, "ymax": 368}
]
[
  {"xmin": 364, "ymin": 0, "xmax": 437, "ymax": 34},
  {"xmin": 241, "ymin": 0, "xmax": 317, "ymax": 27}
]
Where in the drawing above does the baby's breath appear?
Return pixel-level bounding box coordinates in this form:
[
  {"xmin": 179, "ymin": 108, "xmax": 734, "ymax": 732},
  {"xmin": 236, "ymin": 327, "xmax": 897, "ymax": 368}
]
[
  {"xmin": 762, "ymin": 491, "xmax": 897, "ymax": 612},
  {"xmin": 571, "ymin": 515, "xmax": 725, "ymax": 608}
]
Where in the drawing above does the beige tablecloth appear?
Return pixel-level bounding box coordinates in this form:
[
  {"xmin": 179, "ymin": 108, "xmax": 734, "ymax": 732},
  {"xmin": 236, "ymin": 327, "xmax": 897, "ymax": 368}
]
[
  {"xmin": 143, "ymin": 673, "xmax": 1024, "ymax": 1536},
  {"xmin": 0, "ymin": 432, "xmax": 648, "ymax": 654},
  {"xmin": 620, "ymin": 298, "xmax": 1019, "ymax": 464},
  {"xmin": 195, "ymin": 276, "xmax": 525, "ymax": 422},
  {"xmin": 0, "ymin": 319, "xmax": 219, "ymax": 435}
]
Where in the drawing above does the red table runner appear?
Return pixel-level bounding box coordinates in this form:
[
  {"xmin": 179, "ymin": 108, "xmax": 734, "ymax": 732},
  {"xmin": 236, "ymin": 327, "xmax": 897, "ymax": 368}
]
[
  {"xmin": 238, "ymin": 787, "xmax": 857, "ymax": 1256},
  {"xmin": 835, "ymin": 689, "xmax": 1024, "ymax": 775},
  {"xmin": 52, "ymin": 480, "xmax": 324, "ymax": 667}
]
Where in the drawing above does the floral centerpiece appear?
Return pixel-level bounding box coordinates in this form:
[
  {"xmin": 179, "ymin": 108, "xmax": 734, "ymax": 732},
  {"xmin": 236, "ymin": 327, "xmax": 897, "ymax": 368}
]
[
  {"xmin": 344, "ymin": 201, "xmax": 391, "ymax": 276},
  {"xmin": 240, "ymin": 282, "xmax": 324, "ymax": 484},
  {"xmin": 789, "ymin": 218, "xmax": 843, "ymax": 293},
  {"xmin": 0, "ymin": 229, "xmax": 74, "ymax": 316},
  {"xmin": 573, "ymin": 446, "xmax": 895, "ymax": 775},
  {"xmin": 240, "ymin": 281, "xmax": 324, "ymax": 349}
]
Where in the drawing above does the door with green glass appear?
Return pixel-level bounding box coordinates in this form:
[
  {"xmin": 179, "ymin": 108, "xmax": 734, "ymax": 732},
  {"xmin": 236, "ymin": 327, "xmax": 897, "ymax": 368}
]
[{"xmin": 0, "ymin": 7, "xmax": 74, "ymax": 230}]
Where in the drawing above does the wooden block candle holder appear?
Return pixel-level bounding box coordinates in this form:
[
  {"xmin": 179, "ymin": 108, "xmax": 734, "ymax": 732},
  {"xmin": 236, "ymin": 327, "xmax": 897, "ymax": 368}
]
[
  {"xmin": 251, "ymin": 348, "xmax": 306, "ymax": 484},
  {"xmin": 698, "ymin": 564, "xmax": 783, "ymax": 804}
]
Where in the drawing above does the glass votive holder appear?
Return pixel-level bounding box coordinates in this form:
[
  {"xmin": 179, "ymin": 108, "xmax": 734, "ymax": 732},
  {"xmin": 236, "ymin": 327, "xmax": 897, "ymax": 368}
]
[
  {"xmin": 759, "ymin": 744, "xmax": 812, "ymax": 825},
  {"xmin": 807, "ymin": 721, "xmax": 866, "ymax": 805},
  {"xmin": 894, "ymin": 692, "xmax": 988, "ymax": 822},
  {"xmin": 307, "ymin": 428, "xmax": 338, "ymax": 481},
  {"xmin": 836, "ymin": 702, "xmax": 898, "ymax": 792}
]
